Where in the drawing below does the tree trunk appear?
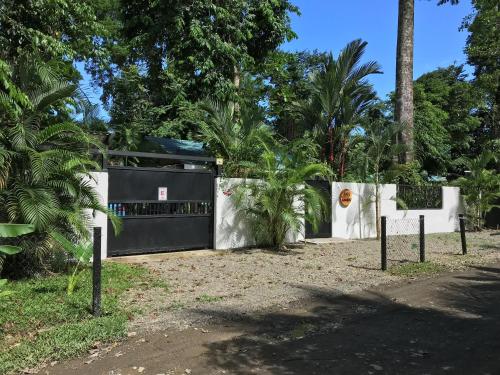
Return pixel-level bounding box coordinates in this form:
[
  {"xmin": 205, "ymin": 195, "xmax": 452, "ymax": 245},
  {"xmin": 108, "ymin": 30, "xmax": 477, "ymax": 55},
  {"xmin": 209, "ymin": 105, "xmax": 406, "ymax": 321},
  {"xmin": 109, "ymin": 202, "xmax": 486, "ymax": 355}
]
[
  {"xmin": 233, "ymin": 64, "xmax": 241, "ymax": 89},
  {"xmin": 375, "ymin": 176, "xmax": 381, "ymax": 240},
  {"xmin": 339, "ymin": 138, "xmax": 347, "ymax": 179},
  {"xmin": 395, "ymin": 0, "xmax": 415, "ymax": 163},
  {"xmin": 233, "ymin": 65, "xmax": 241, "ymax": 121},
  {"xmin": 328, "ymin": 127, "xmax": 334, "ymax": 165}
]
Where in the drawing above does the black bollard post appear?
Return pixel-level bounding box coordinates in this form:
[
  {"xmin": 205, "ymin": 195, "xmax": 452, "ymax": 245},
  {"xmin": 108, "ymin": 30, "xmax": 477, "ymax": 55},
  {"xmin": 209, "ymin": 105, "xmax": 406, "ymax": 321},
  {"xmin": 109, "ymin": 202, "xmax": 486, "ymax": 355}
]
[
  {"xmin": 92, "ymin": 227, "xmax": 102, "ymax": 317},
  {"xmin": 459, "ymin": 214, "xmax": 467, "ymax": 255},
  {"xmin": 419, "ymin": 215, "xmax": 425, "ymax": 262},
  {"xmin": 381, "ymin": 216, "xmax": 387, "ymax": 271}
]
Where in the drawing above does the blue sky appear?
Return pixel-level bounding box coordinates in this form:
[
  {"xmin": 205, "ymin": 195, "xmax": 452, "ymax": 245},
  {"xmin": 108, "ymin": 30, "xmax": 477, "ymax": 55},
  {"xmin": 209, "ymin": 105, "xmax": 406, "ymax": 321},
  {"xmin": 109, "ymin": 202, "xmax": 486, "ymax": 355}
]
[
  {"xmin": 282, "ymin": 0, "xmax": 473, "ymax": 99},
  {"xmin": 79, "ymin": 0, "xmax": 473, "ymax": 117}
]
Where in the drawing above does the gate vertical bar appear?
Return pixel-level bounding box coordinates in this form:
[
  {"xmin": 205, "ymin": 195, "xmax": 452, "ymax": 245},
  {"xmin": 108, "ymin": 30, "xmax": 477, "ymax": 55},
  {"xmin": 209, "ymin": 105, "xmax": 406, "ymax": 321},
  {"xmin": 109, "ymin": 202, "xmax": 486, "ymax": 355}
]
[
  {"xmin": 419, "ymin": 215, "xmax": 425, "ymax": 262},
  {"xmin": 92, "ymin": 227, "xmax": 102, "ymax": 317},
  {"xmin": 459, "ymin": 214, "xmax": 467, "ymax": 255},
  {"xmin": 381, "ymin": 216, "xmax": 387, "ymax": 271}
]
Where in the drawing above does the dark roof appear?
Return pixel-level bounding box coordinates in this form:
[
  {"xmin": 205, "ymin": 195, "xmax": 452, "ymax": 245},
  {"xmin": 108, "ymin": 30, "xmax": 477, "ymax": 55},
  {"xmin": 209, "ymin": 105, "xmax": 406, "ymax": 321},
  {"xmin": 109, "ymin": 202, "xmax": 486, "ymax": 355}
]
[{"xmin": 143, "ymin": 136, "xmax": 208, "ymax": 157}]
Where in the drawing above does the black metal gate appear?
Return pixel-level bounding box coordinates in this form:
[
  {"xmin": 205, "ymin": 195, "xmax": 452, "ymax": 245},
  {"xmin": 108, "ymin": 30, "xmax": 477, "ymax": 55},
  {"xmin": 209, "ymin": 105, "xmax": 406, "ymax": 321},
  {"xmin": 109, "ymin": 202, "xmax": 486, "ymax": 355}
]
[
  {"xmin": 107, "ymin": 166, "xmax": 214, "ymax": 256},
  {"xmin": 305, "ymin": 180, "xmax": 332, "ymax": 238}
]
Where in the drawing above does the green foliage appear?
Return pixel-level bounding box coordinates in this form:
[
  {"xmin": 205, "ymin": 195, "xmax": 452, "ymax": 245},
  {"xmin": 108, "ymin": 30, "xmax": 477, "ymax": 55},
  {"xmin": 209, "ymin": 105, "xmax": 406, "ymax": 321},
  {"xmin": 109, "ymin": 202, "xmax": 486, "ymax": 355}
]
[
  {"xmin": 106, "ymin": 66, "xmax": 167, "ymax": 150},
  {"xmin": 0, "ymin": 0, "xmax": 115, "ymax": 82},
  {"xmin": 0, "ymin": 223, "xmax": 35, "ymax": 299},
  {"xmin": 198, "ymin": 100, "xmax": 274, "ymax": 177},
  {"xmin": 454, "ymin": 151, "xmax": 500, "ymax": 230},
  {"xmin": 0, "ymin": 263, "xmax": 163, "ymax": 374},
  {"xmin": 458, "ymin": 0, "xmax": 499, "ymax": 158},
  {"xmin": 0, "ymin": 224, "xmax": 35, "ymax": 255},
  {"xmin": 260, "ymin": 50, "xmax": 328, "ymax": 139},
  {"xmin": 358, "ymin": 120, "xmax": 406, "ymax": 238},
  {"xmin": 389, "ymin": 261, "xmax": 447, "ymax": 277},
  {"xmin": 412, "ymin": 65, "xmax": 484, "ymax": 175},
  {"xmin": 91, "ymin": 0, "xmax": 298, "ymax": 141},
  {"xmin": 233, "ymin": 139, "xmax": 331, "ymax": 250},
  {"xmin": 0, "ymin": 278, "xmax": 13, "ymax": 299},
  {"xmin": 360, "ymin": 120, "xmax": 406, "ymax": 184},
  {"xmin": 301, "ymin": 39, "xmax": 381, "ymax": 178},
  {"xmin": 0, "ymin": 60, "xmax": 32, "ymax": 118},
  {"xmin": 0, "ymin": 224, "xmax": 36, "ymax": 238},
  {"xmin": 0, "ymin": 60, "xmax": 119, "ymax": 277},
  {"xmin": 50, "ymin": 232, "xmax": 93, "ymax": 295},
  {"xmin": 384, "ymin": 161, "xmax": 428, "ymax": 186},
  {"xmin": 461, "ymin": 0, "xmax": 499, "ymax": 111}
]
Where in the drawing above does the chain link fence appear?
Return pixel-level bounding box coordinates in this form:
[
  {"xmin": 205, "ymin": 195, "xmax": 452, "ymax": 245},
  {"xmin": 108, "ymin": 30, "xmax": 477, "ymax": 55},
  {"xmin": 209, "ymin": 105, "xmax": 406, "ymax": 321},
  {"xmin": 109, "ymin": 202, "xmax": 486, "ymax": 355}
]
[
  {"xmin": 381, "ymin": 215, "xmax": 467, "ymax": 270},
  {"xmin": 386, "ymin": 217, "xmax": 421, "ymax": 264},
  {"xmin": 381, "ymin": 216, "xmax": 425, "ymax": 270}
]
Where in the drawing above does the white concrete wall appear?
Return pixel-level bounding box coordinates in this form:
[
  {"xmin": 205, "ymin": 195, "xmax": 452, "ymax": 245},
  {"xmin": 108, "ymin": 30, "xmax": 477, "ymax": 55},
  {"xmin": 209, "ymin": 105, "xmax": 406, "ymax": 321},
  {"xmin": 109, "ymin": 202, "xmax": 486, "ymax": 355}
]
[
  {"xmin": 381, "ymin": 185, "xmax": 463, "ymax": 235},
  {"xmin": 214, "ymin": 178, "xmax": 256, "ymax": 250},
  {"xmin": 332, "ymin": 182, "xmax": 378, "ymax": 239},
  {"xmin": 287, "ymin": 184, "xmax": 306, "ymax": 244},
  {"xmin": 332, "ymin": 182, "xmax": 463, "ymax": 239},
  {"xmin": 88, "ymin": 172, "xmax": 108, "ymax": 259},
  {"xmin": 214, "ymin": 178, "xmax": 305, "ymax": 250},
  {"xmin": 88, "ymin": 173, "xmax": 463, "ymax": 254}
]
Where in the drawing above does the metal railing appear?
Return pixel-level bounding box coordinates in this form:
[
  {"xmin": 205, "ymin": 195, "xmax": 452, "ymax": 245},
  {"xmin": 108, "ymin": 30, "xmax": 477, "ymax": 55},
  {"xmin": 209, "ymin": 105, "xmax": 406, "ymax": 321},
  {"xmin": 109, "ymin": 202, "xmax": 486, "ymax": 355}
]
[{"xmin": 396, "ymin": 185, "xmax": 443, "ymax": 210}]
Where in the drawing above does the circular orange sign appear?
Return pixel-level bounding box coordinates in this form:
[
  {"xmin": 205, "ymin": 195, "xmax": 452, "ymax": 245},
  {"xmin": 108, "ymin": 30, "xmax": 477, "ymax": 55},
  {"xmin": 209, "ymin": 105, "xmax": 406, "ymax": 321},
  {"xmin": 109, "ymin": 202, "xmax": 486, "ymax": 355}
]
[{"xmin": 339, "ymin": 189, "xmax": 353, "ymax": 207}]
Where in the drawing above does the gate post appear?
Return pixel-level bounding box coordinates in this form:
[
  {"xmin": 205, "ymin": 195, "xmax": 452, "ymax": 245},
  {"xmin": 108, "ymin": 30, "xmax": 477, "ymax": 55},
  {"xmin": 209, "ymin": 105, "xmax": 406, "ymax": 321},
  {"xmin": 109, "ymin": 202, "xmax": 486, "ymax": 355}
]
[
  {"xmin": 419, "ymin": 215, "xmax": 425, "ymax": 263},
  {"xmin": 92, "ymin": 227, "xmax": 102, "ymax": 317},
  {"xmin": 381, "ymin": 216, "xmax": 387, "ymax": 271},
  {"xmin": 459, "ymin": 214, "xmax": 467, "ymax": 255}
]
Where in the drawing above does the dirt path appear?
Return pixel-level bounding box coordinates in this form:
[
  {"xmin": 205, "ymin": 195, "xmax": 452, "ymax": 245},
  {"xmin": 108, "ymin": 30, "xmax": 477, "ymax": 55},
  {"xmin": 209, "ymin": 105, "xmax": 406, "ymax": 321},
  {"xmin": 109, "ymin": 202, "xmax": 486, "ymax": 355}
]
[
  {"xmin": 121, "ymin": 231, "xmax": 500, "ymax": 331},
  {"xmin": 48, "ymin": 263, "xmax": 500, "ymax": 375}
]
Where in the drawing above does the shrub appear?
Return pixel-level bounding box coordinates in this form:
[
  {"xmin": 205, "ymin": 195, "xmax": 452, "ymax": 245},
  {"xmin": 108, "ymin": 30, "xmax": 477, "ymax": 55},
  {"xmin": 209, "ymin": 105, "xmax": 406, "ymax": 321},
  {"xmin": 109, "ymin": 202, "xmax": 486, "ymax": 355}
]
[
  {"xmin": 234, "ymin": 139, "xmax": 331, "ymax": 250},
  {"xmin": 0, "ymin": 59, "xmax": 119, "ymax": 277}
]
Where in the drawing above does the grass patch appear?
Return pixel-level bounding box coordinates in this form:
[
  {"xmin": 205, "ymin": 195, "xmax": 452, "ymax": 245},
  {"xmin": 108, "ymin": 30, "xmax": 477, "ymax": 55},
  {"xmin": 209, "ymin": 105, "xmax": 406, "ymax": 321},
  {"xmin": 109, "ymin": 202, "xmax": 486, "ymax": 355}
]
[
  {"xmin": 389, "ymin": 261, "xmax": 448, "ymax": 277},
  {"xmin": 290, "ymin": 322, "xmax": 315, "ymax": 339},
  {"xmin": 0, "ymin": 262, "xmax": 165, "ymax": 375},
  {"xmin": 169, "ymin": 300, "xmax": 186, "ymax": 310},
  {"xmin": 196, "ymin": 294, "xmax": 223, "ymax": 303},
  {"xmin": 477, "ymin": 242, "xmax": 500, "ymax": 250}
]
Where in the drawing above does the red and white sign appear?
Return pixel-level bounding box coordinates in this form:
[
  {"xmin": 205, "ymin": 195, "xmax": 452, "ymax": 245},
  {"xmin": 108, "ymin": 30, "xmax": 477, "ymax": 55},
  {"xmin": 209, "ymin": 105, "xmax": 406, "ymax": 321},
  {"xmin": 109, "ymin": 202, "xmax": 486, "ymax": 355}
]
[{"xmin": 158, "ymin": 187, "xmax": 168, "ymax": 201}]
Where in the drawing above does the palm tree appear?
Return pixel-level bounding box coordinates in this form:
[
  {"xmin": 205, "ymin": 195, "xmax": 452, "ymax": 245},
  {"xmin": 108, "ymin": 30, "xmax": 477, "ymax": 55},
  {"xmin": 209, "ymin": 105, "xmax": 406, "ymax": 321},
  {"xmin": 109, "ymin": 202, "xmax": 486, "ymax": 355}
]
[
  {"xmin": 395, "ymin": 0, "xmax": 459, "ymax": 163},
  {"xmin": 455, "ymin": 151, "xmax": 499, "ymax": 230},
  {"xmin": 233, "ymin": 139, "xmax": 332, "ymax": 250},
  {"xmin": 304, "ymin": 39, "xmax": 381, "ymax": 178},
  {"xmin": 0, "ymin": 59, "xmax": 118, "ymax": 275},
  {"xmin": 362, "ymin": 120, "xmax": 406, "ymax": 239},
  {"xmin": 198, "ymin": 100, "xmax": 274, "ymax": 177}
]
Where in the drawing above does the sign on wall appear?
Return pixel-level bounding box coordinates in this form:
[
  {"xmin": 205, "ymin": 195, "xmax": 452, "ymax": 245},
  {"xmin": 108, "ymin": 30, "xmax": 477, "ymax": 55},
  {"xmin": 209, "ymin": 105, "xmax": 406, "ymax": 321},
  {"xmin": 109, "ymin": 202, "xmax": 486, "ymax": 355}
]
[
  {"xmin": 339, "ymin": 188, "xmax": 353, "ymax": 207},
  {"xmin": 158, "ymin": 187, "xmax": 168, "ymax": 201}
]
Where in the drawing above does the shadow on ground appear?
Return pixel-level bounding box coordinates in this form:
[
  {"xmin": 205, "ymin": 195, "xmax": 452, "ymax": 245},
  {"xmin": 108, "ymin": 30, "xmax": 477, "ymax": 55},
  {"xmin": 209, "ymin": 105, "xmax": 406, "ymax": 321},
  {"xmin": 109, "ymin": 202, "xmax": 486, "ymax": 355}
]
[
  {"xmin": 46, "ymin": 264, "xmax": 500, "ymax": 375},
  {"xmin": 192, "ymin": 265, "xmax": 500, "ymax": 375}
]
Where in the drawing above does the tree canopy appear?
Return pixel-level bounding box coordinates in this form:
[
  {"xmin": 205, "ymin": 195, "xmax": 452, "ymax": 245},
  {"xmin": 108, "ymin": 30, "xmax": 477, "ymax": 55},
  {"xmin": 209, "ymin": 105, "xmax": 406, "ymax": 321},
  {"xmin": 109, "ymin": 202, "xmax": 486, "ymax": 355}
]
[{"xmin": 0, "ymin": 0, "xmax": 497, "ymax": 182}]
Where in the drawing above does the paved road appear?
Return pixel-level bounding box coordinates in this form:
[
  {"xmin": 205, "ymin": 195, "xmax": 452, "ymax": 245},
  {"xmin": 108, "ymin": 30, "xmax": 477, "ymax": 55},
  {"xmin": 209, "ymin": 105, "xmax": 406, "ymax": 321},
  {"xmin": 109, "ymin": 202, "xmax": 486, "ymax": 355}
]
[{"xmin": 50, "ymin": 264, "xmax": 500, "ymax": 375}]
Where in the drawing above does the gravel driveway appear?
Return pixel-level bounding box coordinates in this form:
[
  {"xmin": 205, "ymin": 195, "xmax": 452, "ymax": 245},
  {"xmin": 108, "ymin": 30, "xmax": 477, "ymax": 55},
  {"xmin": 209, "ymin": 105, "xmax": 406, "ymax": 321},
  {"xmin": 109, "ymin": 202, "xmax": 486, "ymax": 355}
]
[{"xmin": 121, "ymin": 231, "xmax": 500, "ymax": 331}]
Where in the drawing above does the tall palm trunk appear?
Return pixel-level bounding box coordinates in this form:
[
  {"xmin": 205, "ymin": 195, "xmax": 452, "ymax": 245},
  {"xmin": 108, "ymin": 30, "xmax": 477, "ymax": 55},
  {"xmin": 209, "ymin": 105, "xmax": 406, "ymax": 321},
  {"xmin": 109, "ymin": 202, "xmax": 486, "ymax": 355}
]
[
  {"xmin": 233, "ymin": 65, "xmax": 241, "ymax": 121},
  {"xmin": 395, "ymin": 0, "xmax": 415, "ymax": 163},
  {"xmin": 339, "ymin": 138, "xmax": 347, "ymax": 179},
  {"xmin": 375, "ymin": 166, "xmax": 381, "ymax": 239},
  {"xmin": 328, "ymin": 127, "xmax": 334, "ymax": 165}
]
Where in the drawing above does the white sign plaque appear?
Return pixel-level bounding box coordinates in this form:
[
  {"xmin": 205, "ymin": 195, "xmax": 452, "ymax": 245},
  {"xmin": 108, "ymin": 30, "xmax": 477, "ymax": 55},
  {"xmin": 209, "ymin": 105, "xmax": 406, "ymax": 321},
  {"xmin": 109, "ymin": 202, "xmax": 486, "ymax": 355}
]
[{"xmin": 158, "ymin": 187, "xmax": 168, "ymax": 201}]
